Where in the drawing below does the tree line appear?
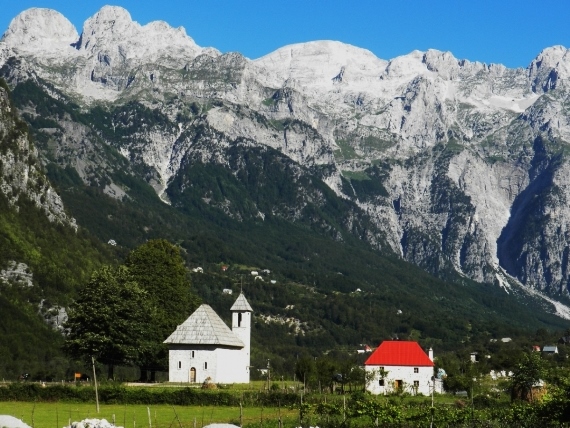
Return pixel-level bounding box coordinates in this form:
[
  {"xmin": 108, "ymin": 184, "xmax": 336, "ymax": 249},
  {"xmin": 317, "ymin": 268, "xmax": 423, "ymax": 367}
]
[{"xmin": 63, "ymin": 239, "xmax": 200, "ymax": 380}]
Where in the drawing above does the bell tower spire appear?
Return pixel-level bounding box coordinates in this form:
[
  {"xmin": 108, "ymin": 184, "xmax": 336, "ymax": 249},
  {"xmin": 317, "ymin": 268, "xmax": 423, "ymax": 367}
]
[{"xmin": 231, "ymin": 292, "xmax": 252, "ymax": 382}]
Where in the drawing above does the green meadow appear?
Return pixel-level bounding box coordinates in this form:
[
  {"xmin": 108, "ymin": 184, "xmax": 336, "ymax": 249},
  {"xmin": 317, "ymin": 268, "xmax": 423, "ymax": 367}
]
[{"xmin": 0, "ymin": 402, "xmax": 298, "ymax": 428}]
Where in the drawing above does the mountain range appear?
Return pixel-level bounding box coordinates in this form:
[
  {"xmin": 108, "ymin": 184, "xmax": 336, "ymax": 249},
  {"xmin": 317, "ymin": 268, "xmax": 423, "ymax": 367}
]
[{"xmin": 1, "ymin": 5, "xmax": 570, "ymax": 377}]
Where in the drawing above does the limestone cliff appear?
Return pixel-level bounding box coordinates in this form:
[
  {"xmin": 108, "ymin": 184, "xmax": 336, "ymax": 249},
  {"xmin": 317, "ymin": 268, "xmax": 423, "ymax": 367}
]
[
  {"xmin": 3, "ymin": 6, "xmax": 570, "ymax": 297},
  {"xmin": 0, "ymin": 80, "xmax": 75, "ymax": 227}
]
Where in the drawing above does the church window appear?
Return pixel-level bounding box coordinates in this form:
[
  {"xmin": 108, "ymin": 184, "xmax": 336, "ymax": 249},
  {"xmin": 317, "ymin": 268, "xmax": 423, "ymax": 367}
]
[
  {"xmin": 178, "ymin": 361, "xmax": 181, "ymax": 370},
  {"xmin": 238, "ymin": 313, "xmax": 242, "ymax": 327},
  {"xmin": 379, "ymin": 379, "xmax": 384, "ymax": 386},
  {"xmin": 204, "ymin": 362, "xmax": 208, "ymax": 370},
  {"xmin": 191, "ymin": 351, "xmax": 195, "ymax": 358}
]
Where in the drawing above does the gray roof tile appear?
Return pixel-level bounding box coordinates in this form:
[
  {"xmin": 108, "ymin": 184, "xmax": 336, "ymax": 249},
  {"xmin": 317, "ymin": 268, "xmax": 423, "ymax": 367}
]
[
  {"xmin": 164, "ymin": 304, "xmax": 244, "ymax": 347},
  {"xmin": 230, "ymin": 293, "xmax": 253, "ymax": 312}
]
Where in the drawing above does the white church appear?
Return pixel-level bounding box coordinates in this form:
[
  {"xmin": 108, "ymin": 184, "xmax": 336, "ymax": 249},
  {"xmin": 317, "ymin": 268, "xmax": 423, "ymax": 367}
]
[{"xmin": 164, "ymin": 293, "xmax": 252, "ymax": 384}]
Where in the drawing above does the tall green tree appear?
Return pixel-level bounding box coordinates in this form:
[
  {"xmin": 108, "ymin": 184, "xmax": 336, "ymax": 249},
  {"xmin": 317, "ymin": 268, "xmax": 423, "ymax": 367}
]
[
  {"xmin": 63, "ymin": 265, "xmax": 152, "ymax": 379},
  {"xmin": 295, "ymin": 356, "xmax": 316, "ymax": 390},
  {"xmin": 125, "ymin": 239, "xmax": 199, "ymax": 380},
  {"xmin": 315, "ymin": 356, "xmax": 337, "ymax": 393},
  {"xmin": 510, "ymin": 351, "xmax": 547, "ymax": 402}
]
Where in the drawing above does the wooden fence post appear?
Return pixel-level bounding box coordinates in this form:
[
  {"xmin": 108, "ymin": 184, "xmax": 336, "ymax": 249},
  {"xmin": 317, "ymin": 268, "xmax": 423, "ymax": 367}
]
[{"xmin": 240, "ymin": 402, "xmax": 243, "ymax": 427}]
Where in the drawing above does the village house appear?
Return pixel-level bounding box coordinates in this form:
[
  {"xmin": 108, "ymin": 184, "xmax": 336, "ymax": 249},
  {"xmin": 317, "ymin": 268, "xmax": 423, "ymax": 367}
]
[
  {"xmin": 164, "ymin": 293, "xmax": 252, "ymax": 384},
  {"xmin": 364, "ymin": 340, "xmax": 436, "ymax": 396},
  {"xmin": 543, "ymin": 345, "xmax": 559, "ymax": 354}
]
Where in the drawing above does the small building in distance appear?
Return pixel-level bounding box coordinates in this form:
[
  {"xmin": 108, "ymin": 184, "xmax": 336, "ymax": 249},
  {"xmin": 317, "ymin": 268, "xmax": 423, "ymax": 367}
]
[
  {"xmin": 543, "ymin": 345, "xmax": 559, "ymax": 354},
  {"xmin": 364, "ymin": 340, "xmax": 435, "ymax": 396},
  {"xmin": 164, "ymin": 293, "xmax": 252, "ymax": 384}
]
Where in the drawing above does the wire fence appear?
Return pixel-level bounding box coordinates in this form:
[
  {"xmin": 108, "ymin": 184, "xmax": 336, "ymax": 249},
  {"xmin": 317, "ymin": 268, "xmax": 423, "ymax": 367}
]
[{"xmin": 7, "ymin": 403, "xmax": 301, "ymax": 428}]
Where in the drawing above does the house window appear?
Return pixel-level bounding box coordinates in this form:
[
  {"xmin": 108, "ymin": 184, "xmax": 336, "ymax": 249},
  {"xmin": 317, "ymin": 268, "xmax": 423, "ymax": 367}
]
[
  {"xmin": 379, "ymin": 379, "xmax": 385, "ymax": 386},
  {"xmin": 414, "ymin": 380, "xmax": 419, "ymax": 388},
  {"xmin": 178, "ymin": 361, "xmax": 181, "ymax": 370},
  {"xmin": 414, "ymin": 367, "xmax": 419, "ymax": 373},
  {"xmin": 191, "ymin": 351, "xmax": 195, "ymax": 358},
  {"xmin": 204, "ymin": 362, "xmax": 208, "ymax": 370}
]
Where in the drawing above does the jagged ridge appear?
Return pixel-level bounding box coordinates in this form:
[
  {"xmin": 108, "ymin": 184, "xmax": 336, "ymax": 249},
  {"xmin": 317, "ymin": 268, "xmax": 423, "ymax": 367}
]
[{"xmin": 2, "ymin": 6, "xmax": 570, "ymax": 300}]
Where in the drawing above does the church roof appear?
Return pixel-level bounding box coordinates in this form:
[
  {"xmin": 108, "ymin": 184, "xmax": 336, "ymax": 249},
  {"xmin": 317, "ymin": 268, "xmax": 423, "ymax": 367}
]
[
  {"xmin": 163, "ymin": 304, "xmax": 244, "ymax": 347},
  {"xmin": 364, "ymin": 341, "xmax": 434, "ymax": 367},
  {"xmin": 230, "ymin": 293, "xmax": 253, "ymax": 312}
]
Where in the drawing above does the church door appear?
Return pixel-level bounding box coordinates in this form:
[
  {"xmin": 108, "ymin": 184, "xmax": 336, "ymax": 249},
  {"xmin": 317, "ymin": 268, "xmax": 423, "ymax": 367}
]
[{"xmin": 190, "ymin": 367, "xmax": 196, "ymax": 383}]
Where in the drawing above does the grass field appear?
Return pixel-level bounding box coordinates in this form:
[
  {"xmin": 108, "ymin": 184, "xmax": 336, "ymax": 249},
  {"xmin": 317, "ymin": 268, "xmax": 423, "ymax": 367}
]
[{"xmin": 0, "ymin": 402, "xmax": 298, "ymax": 428}]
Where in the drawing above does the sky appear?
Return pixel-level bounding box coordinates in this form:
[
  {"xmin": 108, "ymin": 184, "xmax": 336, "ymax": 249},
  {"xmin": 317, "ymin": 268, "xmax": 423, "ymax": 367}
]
[{"xmin": 1, "ymin": 0, "xmax": 570, "ymax": 68}]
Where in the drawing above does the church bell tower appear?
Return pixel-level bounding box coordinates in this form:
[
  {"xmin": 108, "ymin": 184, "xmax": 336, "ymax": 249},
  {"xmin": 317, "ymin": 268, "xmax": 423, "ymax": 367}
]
[{"xmin": 231, "ymin": 293, "xmax": 252, "ymax": 382}]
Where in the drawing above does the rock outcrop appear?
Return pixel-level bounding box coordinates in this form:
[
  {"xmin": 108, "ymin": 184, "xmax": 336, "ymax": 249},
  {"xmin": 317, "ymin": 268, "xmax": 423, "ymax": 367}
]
[
  {"xmin": 0, "ymin": 81, "xmax": 75, "ymax": 228},
  {"xmin": 3, "ymin": 6, "xmax": 570, "ymax": 296}
]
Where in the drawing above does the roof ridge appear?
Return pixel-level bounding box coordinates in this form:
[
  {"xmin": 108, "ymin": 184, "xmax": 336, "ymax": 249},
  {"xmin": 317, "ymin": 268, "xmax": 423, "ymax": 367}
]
[
  {"xmin": 164, "ymin": 303, "xmax": 244, "ymax": 347},
  {"xmin": 364, "ymin": 341, "xmax": 434, "ymax": 367},
  {"xmin": 230, "ymin": 293, "xmax": 253, "ymax": 312}
]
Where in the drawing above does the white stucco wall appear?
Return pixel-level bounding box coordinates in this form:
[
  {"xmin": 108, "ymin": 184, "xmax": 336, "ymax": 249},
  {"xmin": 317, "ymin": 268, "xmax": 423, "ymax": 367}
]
[
  {"xmin": 366, "ymin": 365, "xmax": 434, "ymax": 396},
  {"xmin": 169, "ymin": 346, "xmax": 219, "ymax": 383},
  {"xmin": 215, "ymin": 348, "xmax": 249, "ymax": 383},
  {"xmin": 168, "ymin": 345, "xmax": 250, "ymax": 384},
  {"xmin": 232, "ymin": 311, "xmax": 251, "ymax": 381},
  {"xmin": 232, "ymin": 311, "xmax": 251, "ymax": 347}
]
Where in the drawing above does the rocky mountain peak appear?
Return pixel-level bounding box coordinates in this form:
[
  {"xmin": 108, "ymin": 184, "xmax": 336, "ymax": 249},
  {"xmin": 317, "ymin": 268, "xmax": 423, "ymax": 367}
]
[
  {"xmin": 383, "ymin": 50, "xmax": 427, "ymax": 79},
  {"xmin": 4, "ymin": 5, "xmax": 570, "ymax": 305},
  {"xmin": 1, "ymin": 8, "xmax": 78, "ymax": 53},
  {"xmin": 89, "ymin": 4, "xmax": 132, "ymax": 23},
  {"xmin": 253, "ymin": 40, "xmax": 387, "ymax": 91},
  {"xmin": 422, "ymin": 49, "xmax": 460, "ymax": 80},
  {"xmin": 79, "ymin": 6, "xmax": 138, "ymax": 51},
  {"xmin": 528, "ymin": 45, "xmax": 570, "ymax": 93},
  {"xmin": 77, "ymin": 5, "xmax": 206, "ymax": 65},
  {"xmin": 531, "ymin": 45, "xmax": 569, "ymax": 69}
]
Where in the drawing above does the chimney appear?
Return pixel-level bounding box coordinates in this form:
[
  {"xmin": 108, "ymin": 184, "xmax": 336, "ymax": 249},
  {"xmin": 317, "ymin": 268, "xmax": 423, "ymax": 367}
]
[{"xmin": 429, "ymin": 347, "xmax": 434, "ymax": 361}]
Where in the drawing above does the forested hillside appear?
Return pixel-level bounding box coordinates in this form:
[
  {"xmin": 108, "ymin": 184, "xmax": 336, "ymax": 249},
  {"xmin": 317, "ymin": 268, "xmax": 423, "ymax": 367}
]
[
  {"xmin": 0, "ymin": 79, "xmax": 116, "ymax": 379},
  {"xmin": 0, "ymin": 72, "xmax": 567, "ymax": 381}
]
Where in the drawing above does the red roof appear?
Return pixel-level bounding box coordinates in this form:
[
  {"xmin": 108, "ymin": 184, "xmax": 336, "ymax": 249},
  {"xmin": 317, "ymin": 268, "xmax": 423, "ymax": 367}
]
[{"xmin": 364, "ymin": 341, "xmax": 434, "ymax": 367}]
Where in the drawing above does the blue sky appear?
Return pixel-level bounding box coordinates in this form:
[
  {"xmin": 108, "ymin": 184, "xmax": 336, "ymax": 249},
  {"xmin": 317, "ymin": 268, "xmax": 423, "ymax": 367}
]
[{"xmin": 2, "ymin": 0, "xmax": 569, "ymax": 68}]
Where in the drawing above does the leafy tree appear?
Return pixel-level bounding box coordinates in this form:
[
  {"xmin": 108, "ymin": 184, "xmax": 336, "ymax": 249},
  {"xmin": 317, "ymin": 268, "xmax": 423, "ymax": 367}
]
[
  {"xmin": 63, "ymin": 266, "xmax": 152, "ymax": 379},
  {"xmin": 315, "ymin": 356, "xmax": 337, "ymax": 393},
  {"xmin": 510, "ymin": 351, "xmax": 547, "ymax": 402},
  {"xmin": 337, "ymin": 354, "xmax": 359, "ymax": 393},
  {"xmin": 295, "ymin": 356, "xmax": 316, "ymax": 390},
  {"xmin": 125, "ymin": 239, "xmax": 199, "ymax": 380}
]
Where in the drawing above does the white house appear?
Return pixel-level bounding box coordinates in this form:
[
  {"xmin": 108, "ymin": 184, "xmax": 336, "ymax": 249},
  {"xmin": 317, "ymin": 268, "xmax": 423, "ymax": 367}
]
[
  {"xmin": 164, "ymin": 293, "xmax": 252, "ymax": 384},
  {"xmin": 365, "ymin": 340, "xmax": 435, "ymax": 396},
  {"xmin": 543, "ymin": 345, "xmax": 559, "ymax": 354}
]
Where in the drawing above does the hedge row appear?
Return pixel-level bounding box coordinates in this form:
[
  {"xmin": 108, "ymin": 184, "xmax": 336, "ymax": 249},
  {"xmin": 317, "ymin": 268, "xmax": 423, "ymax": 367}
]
[{"xmin": 0, "ymin": 383, "xmax": 300, "ymax": 406}]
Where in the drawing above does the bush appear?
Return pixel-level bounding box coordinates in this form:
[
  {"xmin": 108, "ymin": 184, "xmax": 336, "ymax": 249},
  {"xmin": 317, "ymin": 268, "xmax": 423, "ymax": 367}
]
[
  {"xmin": 0, "ymin": 383, "xmax": 300, "ymax": 407},
  {"xmin": 473, "ymin": 394, "xmax": 500, "ymax": 408}
]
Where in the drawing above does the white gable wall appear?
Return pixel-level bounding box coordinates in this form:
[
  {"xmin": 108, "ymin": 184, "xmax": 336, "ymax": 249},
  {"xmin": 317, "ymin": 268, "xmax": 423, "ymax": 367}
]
[
  {"xmin": 216, "ymin": 347, "xmax": 249, "ymax": 383},
  {"xmin": 232, "ymin": 310, "xmax": 251, "ymax": 381},
  {"xmin": 366, "ymin": 365, "xmax": 433, "ymax": 396},
  {"xmin": 168, "ymin": 345, "xmax": 249, "ymax": 384},
  {"xmin": 169, "ymin": 346, "xmax": 219, "ymax": 384}
]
